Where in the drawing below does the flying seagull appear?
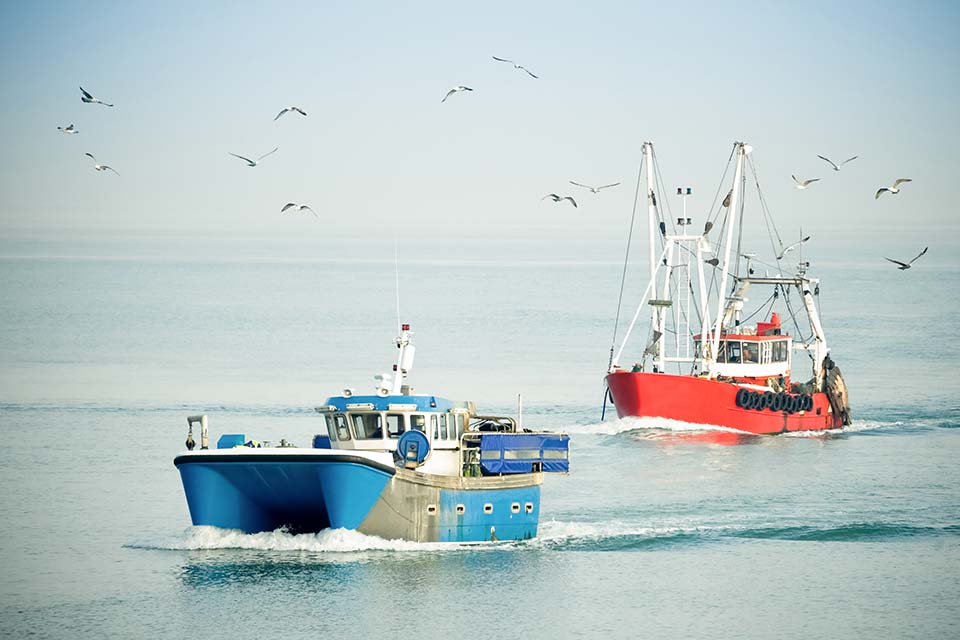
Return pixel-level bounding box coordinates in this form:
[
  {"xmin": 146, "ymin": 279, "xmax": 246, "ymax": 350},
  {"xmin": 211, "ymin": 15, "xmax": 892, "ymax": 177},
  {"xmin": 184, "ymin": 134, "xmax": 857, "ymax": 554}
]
[
  {"xmin": 569, "ymin": 181, "xmax": 620, "ymax": 194},
  {"xmin": 884, "ymin": 247, "xmax": 928, "ymax": 270},
  {"xmin": 80, "ymin": 86, "xmax": 113, "ymax": 107},
  {"xmin": 875, "ymin": 178, "xmax": 912, "ymax": 199},
  {"xmin": 274, "ymin": 106, "xmax": 307, "ymax": 121},
  {"xmin": 792, "ymin": 175, "xmax": 820, "ymax": 190},
  {"xmin": 84, "ymin": 152, "xmax": 119, "ymax": 175},
  {"xmin": 817, "ymin": 155, "xmax": 858, "ymax": 171},
  {"xmin": 441, "ymin": 86, "xmax": 473, "ymax": 103},
  {"xmin": 541, "ymin": 193, "xmax": 577, "ymax": 208},
  {"xmin": 281, "ymin": 202, "xmax": 317, "ymax": 218},
  {"xmin": 228, "ymin": 147, "xmax": 279, "ymax": 167},
  {"xmin": 58, "ymin": 124, "xmax": 78, "ymax": 134},
  {"xmin": 492, "ymin": 56, "xmax": 538, "ymax": 79},
  {"xmin": 777, "ymin": 235, "xmax": 811, "ymax": 260}
]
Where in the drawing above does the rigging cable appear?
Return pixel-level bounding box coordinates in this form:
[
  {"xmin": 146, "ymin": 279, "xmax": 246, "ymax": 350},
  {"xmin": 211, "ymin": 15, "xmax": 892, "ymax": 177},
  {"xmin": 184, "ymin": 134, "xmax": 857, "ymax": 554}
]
[{"xmin": 608, "ymin": 153, "xmax": 646, "ymax": 370}]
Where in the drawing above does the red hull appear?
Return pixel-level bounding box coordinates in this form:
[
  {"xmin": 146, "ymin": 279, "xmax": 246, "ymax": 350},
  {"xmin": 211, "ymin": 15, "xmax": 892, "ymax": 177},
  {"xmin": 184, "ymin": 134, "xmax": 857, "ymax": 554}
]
[{"xmin": 606, "ymin": 371, "xmax": 843, "ymax": 435}]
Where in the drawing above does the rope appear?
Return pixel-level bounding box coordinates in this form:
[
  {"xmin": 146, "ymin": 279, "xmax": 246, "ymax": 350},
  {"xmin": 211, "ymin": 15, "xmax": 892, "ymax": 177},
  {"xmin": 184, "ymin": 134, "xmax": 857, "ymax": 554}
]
[{"xmin": 608, "ymin": 153, "xmax": 646, "ymax": 369}]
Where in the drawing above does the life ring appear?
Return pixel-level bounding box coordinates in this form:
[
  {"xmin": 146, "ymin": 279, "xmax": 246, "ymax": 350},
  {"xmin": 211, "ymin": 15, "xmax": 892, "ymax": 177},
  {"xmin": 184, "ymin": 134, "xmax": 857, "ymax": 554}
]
[{"xmin": 736, "ymin": 388, "xmax": 750, "ymax": 408}]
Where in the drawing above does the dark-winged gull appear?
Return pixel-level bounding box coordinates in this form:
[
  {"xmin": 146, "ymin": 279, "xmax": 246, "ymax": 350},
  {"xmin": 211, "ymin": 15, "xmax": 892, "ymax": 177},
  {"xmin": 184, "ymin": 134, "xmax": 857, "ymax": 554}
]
[
  {"xmin": 541, "ymin": 193, "xmax": 577, "ymax": 208},
  {"xmin": 884, "ymin": 247, "xmax": 927, "ymax": 270},
  {"xmin": 817, "ymin": 155, "xmax": 858, "ymax": 171},
  {"xmin": 441, "ymin": 86, "xmax": 473, "ymax": 103},
  {"xmin": 274, "ymin": 106, "xmax": 307, "ymax": 121},
  {"xmin": 875, "ymin": 178, "xmax": 912, "ymax": 199},
  {"xmin": 229, "ymin": 148, "xmax": 279, "ymax": 167},
  {"xmin": 58, "ymin": 124, "xmax": 78, "ymax": 134},
  {"xmin": 492, "ymin": 56, "xmax": 538, "ymax": 78},
  {"xmin": 80, "ymin": 86, "xmax": 114, "ymax": 107},
  {"xmin": 84, "ymin": 152, "xmax": 119, "ymax": 175},
  {"xmin": 281, "ymin": 203, "xmax": 317, "ymax": 218},
  {"xmin": 776, "ymin": 235, "xmax": 811, "ymax": 260},
  {"xmin": 569, "ymin": 180, "xmax": 620, "ymax": 194}
]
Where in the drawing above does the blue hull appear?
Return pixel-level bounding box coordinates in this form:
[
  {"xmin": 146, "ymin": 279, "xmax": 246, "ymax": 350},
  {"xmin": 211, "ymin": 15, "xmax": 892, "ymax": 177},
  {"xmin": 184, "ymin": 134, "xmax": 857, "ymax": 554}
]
[{"xmin": 175, "ymin": 453, "xmax": 542, "ymax": 542}]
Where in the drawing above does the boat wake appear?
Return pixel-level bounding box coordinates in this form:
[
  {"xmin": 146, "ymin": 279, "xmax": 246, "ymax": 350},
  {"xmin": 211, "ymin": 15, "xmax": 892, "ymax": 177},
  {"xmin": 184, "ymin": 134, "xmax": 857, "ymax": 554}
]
[
  {"xmin": 534, "ymin": 519, "xmax": 960, "ymax": 550},
  {"xmin": 561, "ymin": 415, "xmax": 936, "ymax": 440},
  {"xmin": 127, "ymin": 526, "xmax": 459, "ymax": 554},
  {"xmin": 126, "ymin": 525, "xmax": 543, "ymax": 555},
  {"xmin": 128, "ymin": 517, "xmax": 960, "ymax": 558},
  {"xmin": 563, "ymin": 415, "xmax": 753, "ymax": 437}
]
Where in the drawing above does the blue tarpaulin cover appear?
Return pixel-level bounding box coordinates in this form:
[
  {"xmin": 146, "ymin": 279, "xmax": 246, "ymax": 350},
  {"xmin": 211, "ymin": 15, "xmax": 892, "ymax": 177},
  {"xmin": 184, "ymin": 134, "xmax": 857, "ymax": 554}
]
[{"xmin": 479, "ymin": 433, "xmax": 570, "ymax": 474}]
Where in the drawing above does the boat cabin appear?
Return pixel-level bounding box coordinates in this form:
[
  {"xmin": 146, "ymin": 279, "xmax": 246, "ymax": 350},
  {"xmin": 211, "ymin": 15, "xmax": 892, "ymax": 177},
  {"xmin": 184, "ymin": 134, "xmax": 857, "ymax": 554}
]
[
  {"xmin": 315, "ymin": 393, "xmax": 569, "ymax": 478},
  {"xmin": 695, "ymin": 313, "xmax": 793, "ymax": 385},
  {"xmin": 317, "ymin": 394, "xmax": 471, "ymax": 453}
]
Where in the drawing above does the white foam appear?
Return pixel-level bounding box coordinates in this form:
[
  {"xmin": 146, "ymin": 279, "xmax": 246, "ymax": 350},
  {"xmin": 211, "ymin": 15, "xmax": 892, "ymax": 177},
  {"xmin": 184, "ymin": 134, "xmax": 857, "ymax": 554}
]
[
  {"xmin": 126, "ymin": 525, "xmax": 552, "ymax": 554},
  {"xmin": 128, "ymin": 526, "xmax": 467, "ymax": 553},
  {"xmin": 562, "ymin": 415, "xmax": 752, "ymax": 436}
]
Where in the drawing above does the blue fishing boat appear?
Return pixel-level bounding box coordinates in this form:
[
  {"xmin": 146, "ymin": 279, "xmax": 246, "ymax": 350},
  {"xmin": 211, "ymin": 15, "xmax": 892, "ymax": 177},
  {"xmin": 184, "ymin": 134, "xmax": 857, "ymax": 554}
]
[{"xmin": 174, "ymin": 324, "xmax": 570, "ymax": 542}]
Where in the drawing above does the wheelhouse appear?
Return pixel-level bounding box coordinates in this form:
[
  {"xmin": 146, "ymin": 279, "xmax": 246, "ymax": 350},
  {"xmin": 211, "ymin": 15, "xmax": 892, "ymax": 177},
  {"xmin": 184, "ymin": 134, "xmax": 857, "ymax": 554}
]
[
  {"xmin": 693, "ymin": 312, "xmax": 794, "ymax": 384},
  {"xmin": 316, "ymin": 395, "xmax": 472, "ymax": 453}
]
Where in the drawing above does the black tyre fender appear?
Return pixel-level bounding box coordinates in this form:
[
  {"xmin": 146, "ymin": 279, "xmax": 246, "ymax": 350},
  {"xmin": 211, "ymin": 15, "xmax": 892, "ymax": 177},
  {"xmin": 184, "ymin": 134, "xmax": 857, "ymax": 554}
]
[
  {"xmin": 735, "ymin": 388, "xmax": 750, "ymax": 408},
  {"xmin": 762, "ymin": 391, "xmax": 776, "ymax": 410},
  {"xmin": 773, "ymin": 393, "xmax": 786, "ymax": 412}
]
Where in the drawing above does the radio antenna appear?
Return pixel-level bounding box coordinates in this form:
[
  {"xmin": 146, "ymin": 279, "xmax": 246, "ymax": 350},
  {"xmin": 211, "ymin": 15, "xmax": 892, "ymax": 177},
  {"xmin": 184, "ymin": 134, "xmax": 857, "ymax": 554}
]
[{"xmin": 394, "ymin": 235, "xmax": 402, "ymax": 334}]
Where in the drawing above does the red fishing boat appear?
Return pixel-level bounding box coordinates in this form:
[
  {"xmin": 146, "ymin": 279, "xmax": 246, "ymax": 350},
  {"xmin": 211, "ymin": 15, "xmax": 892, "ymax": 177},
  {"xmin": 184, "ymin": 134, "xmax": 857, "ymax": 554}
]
[{"xmin": 605, "ymin": 142, "xmax": 851, "ymax": 435}]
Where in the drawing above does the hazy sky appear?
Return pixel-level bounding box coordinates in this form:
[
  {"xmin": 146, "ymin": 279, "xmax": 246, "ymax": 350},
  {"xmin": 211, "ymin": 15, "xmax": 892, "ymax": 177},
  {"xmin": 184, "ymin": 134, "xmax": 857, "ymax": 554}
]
[{"xmin": 1, "ymin": 1, "xmax": 958, "ymax": 241}]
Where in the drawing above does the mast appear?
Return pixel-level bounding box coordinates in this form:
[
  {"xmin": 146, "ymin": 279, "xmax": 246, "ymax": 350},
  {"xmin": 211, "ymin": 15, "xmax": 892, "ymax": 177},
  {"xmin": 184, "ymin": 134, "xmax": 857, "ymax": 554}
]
[
  {"xmin": 643, "ymin": 142, "xmax": 662, "ymax": 365},
  {"xmin": 708, "ymin": 142, "xmax": 748, "ymax": 375}
]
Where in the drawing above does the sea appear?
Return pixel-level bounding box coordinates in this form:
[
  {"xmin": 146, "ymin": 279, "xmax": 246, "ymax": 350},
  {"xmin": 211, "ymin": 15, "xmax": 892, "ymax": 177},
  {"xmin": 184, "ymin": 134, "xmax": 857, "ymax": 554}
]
[{"xmin": 0, "ymin": 230, "xmax": 958, "ymax": 639}]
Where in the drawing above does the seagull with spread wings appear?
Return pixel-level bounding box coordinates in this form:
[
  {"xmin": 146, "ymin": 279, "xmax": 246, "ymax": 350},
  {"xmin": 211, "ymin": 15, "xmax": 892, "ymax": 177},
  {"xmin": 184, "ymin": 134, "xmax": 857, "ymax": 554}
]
[
  {"xmin": 777, "ymin": 235, "xmax": 811, "ymax": 260},
  {"xmin": 80, "ymin": 86, "xmax": 114, "ymax": 107},
  {"xmin": 492, "ymin": 56, "xmax": 538, "ymax": 78},
  {"xmin": 884, "ymin": 247, "xmax": 928, "ymax": 270},
  {"xmin": 569, "ymin": 180, "xmax": 620, "ymax": 194},
  {"xmin": 229, "ymin": 148, "xmax": 279, "ymax": 167},
  {"xmin": 84, "ymin": 152, "xmax": 119, "ymax": 175},
  {"xmin": 542, "ymin": 193, "xmax": 577, "ymax": 208},
  {"xmin": 792, "ymin": 175, "xmax": 820, "ymax": 189},
  {"xmin": 58, "ymin": 124, "xmax": 78, "ymax": 134},
  {"xmin": 441, "ymin": 86, "xmax": 473, "ymax": 102},
  {"xmin": 875, "ymin": 178, "xmax": 912, "ymax": 199},
  {"xmin": 817, "ymin": 154, "xmax": 858, "ymax": 171},
  {"xmin": 281, "ymin": 203, "xmax": 317, "ymax": 218},
  {"xmin": 274, "ymin": 106, "xmax": 307, "ymax": 121}
]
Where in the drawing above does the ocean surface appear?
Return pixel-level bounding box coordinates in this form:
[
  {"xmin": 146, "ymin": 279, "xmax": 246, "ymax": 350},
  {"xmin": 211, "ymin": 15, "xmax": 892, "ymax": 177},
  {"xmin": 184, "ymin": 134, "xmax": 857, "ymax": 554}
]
[{"xmin": 1, "ymin": 231, "xmax": 958, "ymax": 639}]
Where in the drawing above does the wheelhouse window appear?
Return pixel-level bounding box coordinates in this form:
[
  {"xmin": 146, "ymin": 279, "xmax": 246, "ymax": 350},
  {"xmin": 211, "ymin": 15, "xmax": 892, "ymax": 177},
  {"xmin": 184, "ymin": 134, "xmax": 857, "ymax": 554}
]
[
  {"xmin": 332, "ymin": 413, "xmax": 350, "ymax": 441},
  {"xmin": 325, "ymin": 415, "xmax": 337, "ymax": 441},
  {"xmin": 742, "ymin": 342, "xmax": 759, "ymax": 364},
  {"xmin": 410, "ymin": 414, "xmax": 427, "ymax": 433},
  {"xmin": 772, "ymin": 340, "xmax": 789, "ymax": 362},
  {"xmin": 351, "ymin": 412, "xmax": 382, "ymax": 439},
  {"xmin": 718, "ymin": 341, "xmax": 742, "ymax": 363},
  {"xmin": 439, "ymin": 413, "xmax": 449, "ymax": 440},
  {"xmin": 386, "ymin": 413, "xmax": 405, "ymax": 438}
]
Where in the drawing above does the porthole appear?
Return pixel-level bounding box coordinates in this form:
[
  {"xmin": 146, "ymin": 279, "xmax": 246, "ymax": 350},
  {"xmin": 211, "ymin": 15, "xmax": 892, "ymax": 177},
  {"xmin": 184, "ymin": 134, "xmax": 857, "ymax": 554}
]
[
  {"xmin": 455, "ymin": 504, "xmax": 465, "ymax": 515},
  {"xmin": 426, "ymin": 504, "xmax": 437, "ymax": 515},
  {"xmin": 483, "ymin": 503, "xmax": 493, "ymax": 514},
  {"xmin": 524, "ymin": 502, "xmax": 534, "ymax": 514},
  {"xmin": 511, "ymin": 502, "xmax": 520, "ymax": 514}
]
